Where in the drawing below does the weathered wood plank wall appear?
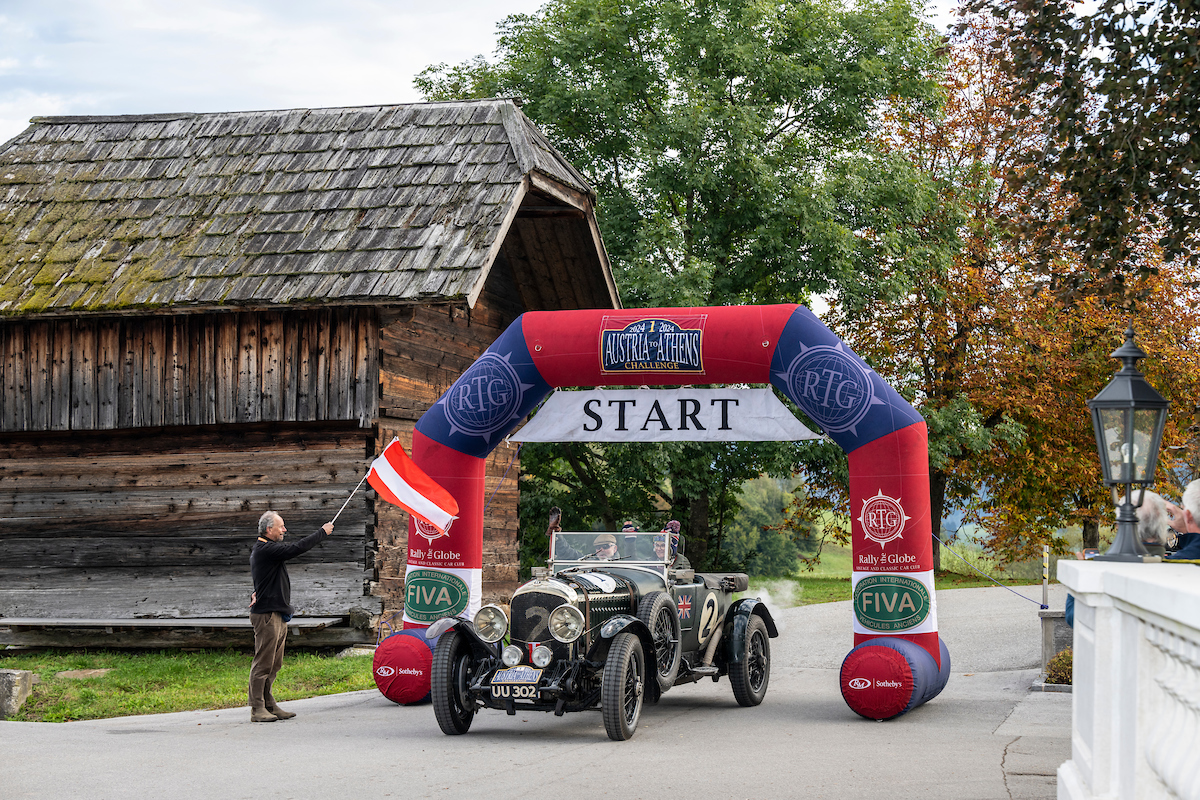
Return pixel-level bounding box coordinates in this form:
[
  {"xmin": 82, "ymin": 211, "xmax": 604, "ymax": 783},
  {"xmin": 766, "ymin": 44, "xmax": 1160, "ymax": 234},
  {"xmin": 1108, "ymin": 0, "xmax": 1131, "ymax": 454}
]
[
  {"xmin": 374, "ymin": 262, "xmax": 526, "ymax": 611},
  {"xmin": 0, "ymin": 308, "xmax": 379, "ymax": 432},
  {"xmin": 0, "ymin": 423, "xmax": 380, "ymax": 619}
]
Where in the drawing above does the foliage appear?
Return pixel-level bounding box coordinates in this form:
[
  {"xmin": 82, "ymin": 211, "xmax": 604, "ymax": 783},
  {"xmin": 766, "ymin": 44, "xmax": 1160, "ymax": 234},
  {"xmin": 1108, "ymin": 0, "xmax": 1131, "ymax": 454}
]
[
  {"xmin": 0, "ymin": 649, "xmax": 374, "ymax": 722},
  {"xmin": 1045, "ymin": 647, "xmax": 1073, "ymax": 685},
  {"xmin": 796, "ymin": 13, "xmax": 1200, "ymax": 566},
  {"xmin": 427, "ymin": 0, "xmax": 950, "ymax": 571},
  {"xmin": 968, "ymin": 0, "xmax": 1200, "ymax": 296}
]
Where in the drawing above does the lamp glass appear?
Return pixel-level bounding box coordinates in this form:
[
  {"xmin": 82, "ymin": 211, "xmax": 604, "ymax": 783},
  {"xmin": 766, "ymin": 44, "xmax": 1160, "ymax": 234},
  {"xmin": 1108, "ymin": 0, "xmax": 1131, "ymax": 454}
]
[
  {"xmin": 1132, "ymin": 408, "xmax": 1161, "ymax": 482},
  {"xmin": 1098, "ymin": 407, "xmax": 1127, "ymax": 483}
]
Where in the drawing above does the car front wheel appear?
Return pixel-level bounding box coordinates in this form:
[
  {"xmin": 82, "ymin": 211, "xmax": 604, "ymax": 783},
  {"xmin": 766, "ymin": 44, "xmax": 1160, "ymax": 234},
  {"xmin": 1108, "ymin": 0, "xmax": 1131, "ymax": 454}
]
[
  {"xmin": 638, "ymin": 591, "xmax": 681, "ymax": 691},
  {"xmin": 601, "ymin": 632, "xmax": 645, "ymax": 741},
  {"xmin": 431, "ymin": 629, "xmax": 477, "ymax": 735},
  {"xmin": 729, "ymin": 615, "xmax": 770, "ymax": 707}
]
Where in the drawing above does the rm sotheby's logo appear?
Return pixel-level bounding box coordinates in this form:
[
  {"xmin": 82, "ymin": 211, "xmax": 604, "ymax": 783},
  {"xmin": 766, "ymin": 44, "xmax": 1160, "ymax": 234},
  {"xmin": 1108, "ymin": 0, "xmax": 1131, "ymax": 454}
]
[
  {"xmin": 858, "ymin": 490, "xmax": 911, "ymax": 548},
  {"xmin": 376, "ymin": 666, "xmax": 394, "ymax": 677},
  {"xmin": 439, "ymin": 352, "xmax": 535, "ymax": 443},
  {"xmin": 854, "ymin": 575, "xmax": 931, "ymax": 632},
  {"xmin": 600, "ymin": 317, "xmax": 705, "ymax": 374},
  {"xmin": 848, "ymin": 677, "xmax": 871, "ymax": 690},
  {"xmin": 776, "ymin": 342, "xmax": 882, "ymax": 436}
]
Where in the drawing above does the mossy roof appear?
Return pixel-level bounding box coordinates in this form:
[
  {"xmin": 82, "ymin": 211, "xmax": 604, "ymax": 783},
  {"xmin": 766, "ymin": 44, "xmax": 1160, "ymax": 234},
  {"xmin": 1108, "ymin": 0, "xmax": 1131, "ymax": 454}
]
[{"xmin": 0, "ymin": 100, "xmax": 595, "ymax": 316}]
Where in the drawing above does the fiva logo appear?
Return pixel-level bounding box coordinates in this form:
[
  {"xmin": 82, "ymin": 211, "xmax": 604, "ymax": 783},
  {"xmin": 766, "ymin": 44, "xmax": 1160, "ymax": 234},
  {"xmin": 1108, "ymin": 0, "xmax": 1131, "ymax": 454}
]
[
  {"xmin": 854, "ymin": 575, "xmax": 931, "ymax": 632},
  {"xmin": 405, "ymin": 569, "xmax": 469, "ymax": 624}
]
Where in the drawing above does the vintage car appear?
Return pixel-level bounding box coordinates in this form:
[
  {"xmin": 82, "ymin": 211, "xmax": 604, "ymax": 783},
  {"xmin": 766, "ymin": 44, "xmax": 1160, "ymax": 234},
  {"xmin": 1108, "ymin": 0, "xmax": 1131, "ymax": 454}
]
[{"xmin": 426, "ymin": 530, "xmax": 778, "ymax": 740}]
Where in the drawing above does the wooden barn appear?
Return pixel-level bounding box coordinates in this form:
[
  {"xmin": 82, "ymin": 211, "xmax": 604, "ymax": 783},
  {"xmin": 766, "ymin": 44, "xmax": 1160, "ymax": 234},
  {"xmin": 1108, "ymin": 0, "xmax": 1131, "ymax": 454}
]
[{"xmin": 0, "ymin": 100, "xmax": 618, "ymax": 647}]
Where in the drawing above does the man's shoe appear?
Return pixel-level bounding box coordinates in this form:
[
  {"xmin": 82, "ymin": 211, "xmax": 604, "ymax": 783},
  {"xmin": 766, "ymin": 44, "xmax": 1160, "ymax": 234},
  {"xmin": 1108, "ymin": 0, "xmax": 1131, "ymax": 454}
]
[
  {"xmin": 267, "ymin": 705, "xmax": 296, "ymax": 720},
  {"xmin": 251, "ymin": 707, "xmax": 279, "ymax": 722}
]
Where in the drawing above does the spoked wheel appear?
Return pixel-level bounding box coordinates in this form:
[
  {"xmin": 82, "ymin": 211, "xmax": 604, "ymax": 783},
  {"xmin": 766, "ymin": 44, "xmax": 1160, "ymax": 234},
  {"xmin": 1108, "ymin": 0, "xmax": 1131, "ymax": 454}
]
[
  {"xmin": 637, "ymin": 592, "xmax": 681, "ymax": 692},
  {"xmin": 431, "ymin": 630, "xmax": 477, "ymax": 734},
  {"xmin": 730, "ymin": 615, "xmax": 771, "ymax": 707},
  {"xmin": 601, "ymin": 632, "xmax": 645, "ymax": 741}
]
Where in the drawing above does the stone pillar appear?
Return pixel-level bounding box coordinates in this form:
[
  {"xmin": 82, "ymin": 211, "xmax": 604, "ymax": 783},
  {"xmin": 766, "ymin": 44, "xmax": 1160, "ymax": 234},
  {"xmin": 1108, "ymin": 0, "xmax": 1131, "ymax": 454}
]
[{"xmin": 0, "ymin": 669, "xmax": 33, "ymax": 719}]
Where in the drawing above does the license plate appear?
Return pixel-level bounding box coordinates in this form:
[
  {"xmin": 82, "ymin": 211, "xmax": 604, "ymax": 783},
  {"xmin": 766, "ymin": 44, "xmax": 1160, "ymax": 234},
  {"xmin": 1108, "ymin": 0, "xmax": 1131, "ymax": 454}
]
[{"xmin": 491, "ymin": 666, "xmax": 542, "ymax": 699}]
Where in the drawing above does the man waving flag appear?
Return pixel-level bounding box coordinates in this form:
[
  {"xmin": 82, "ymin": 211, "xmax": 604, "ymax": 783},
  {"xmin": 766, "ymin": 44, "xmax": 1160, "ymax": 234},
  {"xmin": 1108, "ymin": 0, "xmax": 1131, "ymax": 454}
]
[{"xmin": 368, "ymin": 438, "xmax": 459, "ymax": 533}]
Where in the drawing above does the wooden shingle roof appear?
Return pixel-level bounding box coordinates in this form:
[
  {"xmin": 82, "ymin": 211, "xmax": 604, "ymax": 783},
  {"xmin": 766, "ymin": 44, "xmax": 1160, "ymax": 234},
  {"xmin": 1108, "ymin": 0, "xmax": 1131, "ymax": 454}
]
[{"xmin": 0, "ymin": 99, "xmax": 605, "ymax": 316}]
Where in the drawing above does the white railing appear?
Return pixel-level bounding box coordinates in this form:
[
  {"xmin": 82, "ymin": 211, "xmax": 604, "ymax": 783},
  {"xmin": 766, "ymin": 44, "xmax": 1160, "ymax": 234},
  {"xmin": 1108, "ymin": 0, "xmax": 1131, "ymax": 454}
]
[{"xmin": 1057, "ymin": 560, "xmax": 1200, "ymax": 800}]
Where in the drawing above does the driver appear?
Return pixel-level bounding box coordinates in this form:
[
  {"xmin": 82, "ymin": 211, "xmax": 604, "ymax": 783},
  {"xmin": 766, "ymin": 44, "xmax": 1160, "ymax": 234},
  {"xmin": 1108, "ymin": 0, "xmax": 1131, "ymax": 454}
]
[{"xmin": 592, "ymin": 533, "xmax": 619, "ymax": 560}]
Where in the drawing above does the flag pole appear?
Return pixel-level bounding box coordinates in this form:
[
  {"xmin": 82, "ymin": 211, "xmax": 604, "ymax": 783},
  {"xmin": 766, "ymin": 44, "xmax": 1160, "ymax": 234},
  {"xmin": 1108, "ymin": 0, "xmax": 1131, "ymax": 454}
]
[{"xmin": 331, "ymin": 473, "xmax": 370, "ymax": 524}]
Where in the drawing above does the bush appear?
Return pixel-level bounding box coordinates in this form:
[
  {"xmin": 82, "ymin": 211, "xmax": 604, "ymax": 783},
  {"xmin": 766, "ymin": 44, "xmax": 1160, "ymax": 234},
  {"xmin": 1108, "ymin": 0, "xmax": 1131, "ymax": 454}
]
[{"xmin": 1045, "ymin": 647, "xmax": 1073, "ymax": 685}]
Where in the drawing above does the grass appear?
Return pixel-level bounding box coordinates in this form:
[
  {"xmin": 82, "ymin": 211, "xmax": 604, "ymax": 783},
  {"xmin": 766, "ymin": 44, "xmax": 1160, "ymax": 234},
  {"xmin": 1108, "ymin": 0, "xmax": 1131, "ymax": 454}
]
[
  {"xmin": 0, "ymin": 648, "xmax": 375, "ymax": 723},
  {"xmin": 746, "ymin": 542, "xmax": 1044, "ymax": 609}
]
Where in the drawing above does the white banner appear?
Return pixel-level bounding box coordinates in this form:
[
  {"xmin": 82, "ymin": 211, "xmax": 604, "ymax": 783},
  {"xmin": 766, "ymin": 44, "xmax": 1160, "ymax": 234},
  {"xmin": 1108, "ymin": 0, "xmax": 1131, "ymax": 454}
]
[{"xmin": 510, "ymin": 388, "xmax": 821, "ymax": 443}]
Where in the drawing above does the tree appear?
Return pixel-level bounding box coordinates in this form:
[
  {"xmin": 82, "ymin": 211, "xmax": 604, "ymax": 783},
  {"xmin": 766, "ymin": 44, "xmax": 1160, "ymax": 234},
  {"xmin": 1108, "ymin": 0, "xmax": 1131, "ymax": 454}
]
[
  {"xmin": 969, "ymin": 0, "xmax": 1200, "ymax": 296},
  {"xmin": 420, "ymin": 0, "xmax": 950, "ymax": 571},
  {"xmin": 800, "ymin": 13, "xmax": 1200, "ymax": 568}
]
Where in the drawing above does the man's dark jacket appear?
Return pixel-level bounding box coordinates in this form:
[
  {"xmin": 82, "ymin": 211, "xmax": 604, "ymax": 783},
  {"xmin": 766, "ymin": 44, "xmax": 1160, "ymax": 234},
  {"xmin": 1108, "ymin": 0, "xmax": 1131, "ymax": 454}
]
[{"xmin": 250, "ymin": 530, "xmax": 326, "ymax": 616}]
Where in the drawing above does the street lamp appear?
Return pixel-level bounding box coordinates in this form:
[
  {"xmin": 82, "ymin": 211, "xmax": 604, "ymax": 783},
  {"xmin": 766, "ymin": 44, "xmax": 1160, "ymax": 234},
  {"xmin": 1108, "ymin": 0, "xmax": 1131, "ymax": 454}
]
[{"xmin": 1087, "ymin": 328, "xmax": 1171, "ymax": 562}]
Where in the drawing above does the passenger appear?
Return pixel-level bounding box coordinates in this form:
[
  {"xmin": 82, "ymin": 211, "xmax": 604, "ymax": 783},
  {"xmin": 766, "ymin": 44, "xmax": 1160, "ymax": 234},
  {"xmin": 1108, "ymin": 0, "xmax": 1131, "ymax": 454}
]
[{"xmin": 654, "ymin": 520, "xmax": 691, "ymax": 569}]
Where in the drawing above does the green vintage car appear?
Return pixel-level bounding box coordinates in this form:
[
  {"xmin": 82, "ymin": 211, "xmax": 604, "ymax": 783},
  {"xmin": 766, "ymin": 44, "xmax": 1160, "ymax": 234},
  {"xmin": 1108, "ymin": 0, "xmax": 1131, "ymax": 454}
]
[{"xmin": 426, "ymin": 531, "xmax": 778, "ymax": 740}]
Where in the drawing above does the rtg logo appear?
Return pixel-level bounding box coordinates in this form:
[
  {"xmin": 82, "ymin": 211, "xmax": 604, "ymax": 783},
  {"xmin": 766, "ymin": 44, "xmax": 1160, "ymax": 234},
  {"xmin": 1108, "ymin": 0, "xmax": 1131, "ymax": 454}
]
[
  {"xmin": 777, "ymin": 342, "xmax": 878, "ymax": 436},
  {"xmin": 858, "ymin": 490, "xmax": 911, "ymax": 548},
  {"xmin": 439, "ymin": 351, "xmax": 533, "ymax": 442}
]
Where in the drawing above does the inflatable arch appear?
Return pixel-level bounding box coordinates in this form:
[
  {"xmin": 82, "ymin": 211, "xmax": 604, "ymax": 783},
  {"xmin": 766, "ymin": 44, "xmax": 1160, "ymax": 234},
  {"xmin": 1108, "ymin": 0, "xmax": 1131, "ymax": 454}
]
[{"xmin": 403, "ymin": 304, "xmax": 950, "ymax": 719}]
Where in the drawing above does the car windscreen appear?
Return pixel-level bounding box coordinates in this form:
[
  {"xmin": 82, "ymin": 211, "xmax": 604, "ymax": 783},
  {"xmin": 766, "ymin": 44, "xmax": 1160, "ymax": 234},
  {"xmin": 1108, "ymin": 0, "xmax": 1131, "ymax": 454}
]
[{"xmin": 551, "ymin": 531, "xmax": 671, "ymax": 566}]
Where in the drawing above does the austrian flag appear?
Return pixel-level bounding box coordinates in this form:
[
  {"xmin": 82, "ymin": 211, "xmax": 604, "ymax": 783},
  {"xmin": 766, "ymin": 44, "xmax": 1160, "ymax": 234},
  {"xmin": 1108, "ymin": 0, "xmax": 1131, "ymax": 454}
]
[{"xmin": 368, "ymin": 439, "xmax": 459, "ymax": 533}]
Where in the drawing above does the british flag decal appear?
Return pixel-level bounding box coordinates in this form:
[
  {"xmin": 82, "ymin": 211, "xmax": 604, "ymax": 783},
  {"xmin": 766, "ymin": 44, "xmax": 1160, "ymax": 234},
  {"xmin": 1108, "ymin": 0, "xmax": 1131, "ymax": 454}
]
[{"xmin": 676, "ymin": 592, "xmax": 693, "ymax": 630}]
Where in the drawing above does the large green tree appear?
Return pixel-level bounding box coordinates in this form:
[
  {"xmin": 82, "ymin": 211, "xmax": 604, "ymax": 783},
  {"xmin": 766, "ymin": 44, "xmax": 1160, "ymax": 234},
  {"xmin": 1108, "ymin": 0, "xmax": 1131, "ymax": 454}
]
[
  {"xmin": 969, "ymin": 0, "xmax": 1200, "ymax": 296},
  {"xmin": 419, "ymin": 0, "xmax": 949, "ymax": 571}
]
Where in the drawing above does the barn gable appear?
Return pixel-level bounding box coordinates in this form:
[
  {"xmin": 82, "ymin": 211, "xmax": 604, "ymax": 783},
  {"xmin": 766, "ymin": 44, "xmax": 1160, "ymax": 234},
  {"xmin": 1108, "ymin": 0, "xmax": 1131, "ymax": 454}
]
[{"xmin": 0, "ymin": 101, "xmax": 618, "ymax": 646}]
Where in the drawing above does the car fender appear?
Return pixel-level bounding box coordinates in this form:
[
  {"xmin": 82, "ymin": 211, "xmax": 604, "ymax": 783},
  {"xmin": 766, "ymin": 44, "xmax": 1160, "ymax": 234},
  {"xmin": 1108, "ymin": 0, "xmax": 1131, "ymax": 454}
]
[
  {"xmin": 726, "ymin": 599, "xmax": 779, "ymax": 664},
  {"xmin": 588, "ymin": 614, "xmax": 661, "ymax": 704},
  {"xmin": 587, "ymin": 614, "xmax": 655, "ymax": 664},
  {"xmin": 426, "ymin": 617, "xmax": 501, "ymax": 661}
]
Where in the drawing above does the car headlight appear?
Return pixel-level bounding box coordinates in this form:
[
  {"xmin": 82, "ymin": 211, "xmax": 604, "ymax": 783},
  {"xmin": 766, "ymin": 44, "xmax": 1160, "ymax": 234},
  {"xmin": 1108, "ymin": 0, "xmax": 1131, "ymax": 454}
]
[
  {"xmin": 473, "ymin": 604, "xmax": 509, "ymax": 643},
  {"xmin": 531, "ymin": 645, "xmax": 553, "ymax": 668},
  {"xmin": 548, "ymin": 605, "xmax": 585, "ymax": 643},
  {"xmin": 502, "ymin": 644, "xmax": 523, "ymax": 667}
]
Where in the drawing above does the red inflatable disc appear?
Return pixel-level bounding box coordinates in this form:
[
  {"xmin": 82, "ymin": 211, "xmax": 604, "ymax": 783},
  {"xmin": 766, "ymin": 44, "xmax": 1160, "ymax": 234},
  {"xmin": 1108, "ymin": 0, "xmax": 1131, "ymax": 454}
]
[
  {"xmin": 373, "ymin": 630, "xmax": 433, "ymax": 705},
  {"xmin": 840, "ymin": 643, "xmax": 916, "ymax": 721}
]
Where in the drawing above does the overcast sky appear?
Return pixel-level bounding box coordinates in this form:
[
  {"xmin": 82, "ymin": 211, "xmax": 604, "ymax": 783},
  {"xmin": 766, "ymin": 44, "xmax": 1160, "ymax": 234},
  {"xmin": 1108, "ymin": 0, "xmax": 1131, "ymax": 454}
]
[{"xmin": 0, "ymin": 0, "xmax": 957, "ymax": 146}]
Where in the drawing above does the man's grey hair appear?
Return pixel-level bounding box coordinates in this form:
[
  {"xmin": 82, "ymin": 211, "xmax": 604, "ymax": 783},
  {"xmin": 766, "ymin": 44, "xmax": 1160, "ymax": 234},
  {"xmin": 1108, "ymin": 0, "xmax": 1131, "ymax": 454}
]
[
  {"xmin": 1183, "ymin": 480, "xmax": 1200, "ymax": 521},
  {"xmin": 1134, "ymin": 491, "xmax": 1169, "ymax": 544},
  {"xmin": 258, "ymin": 511, "xmax": 280, "ymax": 536}
]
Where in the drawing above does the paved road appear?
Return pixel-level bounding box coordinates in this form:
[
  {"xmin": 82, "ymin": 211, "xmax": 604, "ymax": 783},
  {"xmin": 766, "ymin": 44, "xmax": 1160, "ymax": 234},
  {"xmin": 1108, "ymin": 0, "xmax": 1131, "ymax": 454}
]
[{"xmin": 1, "ymin": 584, "xmax": 1071, "ymax": 800}]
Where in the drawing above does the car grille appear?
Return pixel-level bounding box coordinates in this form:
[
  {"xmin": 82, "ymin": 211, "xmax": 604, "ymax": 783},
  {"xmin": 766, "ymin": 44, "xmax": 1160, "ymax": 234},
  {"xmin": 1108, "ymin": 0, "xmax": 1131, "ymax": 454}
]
[{"xmin": 510, "ymin": 590, "xmax": 573, "ymax": 662}]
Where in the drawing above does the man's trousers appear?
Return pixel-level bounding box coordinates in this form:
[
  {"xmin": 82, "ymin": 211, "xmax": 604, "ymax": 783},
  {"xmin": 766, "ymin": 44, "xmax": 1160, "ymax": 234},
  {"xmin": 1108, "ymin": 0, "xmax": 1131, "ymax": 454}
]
[{"xmin": 249, "ymin": 611, "xmax": 287, "ymax": 709}]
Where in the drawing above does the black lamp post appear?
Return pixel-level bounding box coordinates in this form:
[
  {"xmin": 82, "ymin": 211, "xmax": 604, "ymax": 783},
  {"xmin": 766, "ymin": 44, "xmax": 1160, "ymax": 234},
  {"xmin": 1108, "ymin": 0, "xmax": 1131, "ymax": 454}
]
[{"xmin": 1087, "ymin": 328, "xmax": 1171, "ymax": 562}]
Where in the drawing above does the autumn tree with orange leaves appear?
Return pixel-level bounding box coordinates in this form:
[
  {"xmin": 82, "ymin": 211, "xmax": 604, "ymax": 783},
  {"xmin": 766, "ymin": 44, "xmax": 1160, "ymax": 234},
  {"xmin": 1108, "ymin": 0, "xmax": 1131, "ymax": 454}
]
[{"xmin": 791, "ymin": 13, "xmax": 1200, "ymax": 569}]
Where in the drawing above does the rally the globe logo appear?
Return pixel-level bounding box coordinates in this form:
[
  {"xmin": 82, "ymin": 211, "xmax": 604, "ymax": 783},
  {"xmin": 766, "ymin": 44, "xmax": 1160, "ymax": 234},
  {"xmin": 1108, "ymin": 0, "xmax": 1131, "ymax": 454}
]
[
  {"xmin": 414, "ymin": 516, "xmax": 451, "ymax": 546},
  {"xmin": 858, "ymin": 490, "xmax": 910, "ymax": 548}
]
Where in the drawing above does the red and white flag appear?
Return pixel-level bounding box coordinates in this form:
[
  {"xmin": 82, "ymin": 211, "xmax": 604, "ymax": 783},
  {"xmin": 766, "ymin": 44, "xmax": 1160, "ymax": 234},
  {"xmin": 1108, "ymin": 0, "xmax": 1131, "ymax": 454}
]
[{"xmin": 368, "ymin": 439, "xmax": 459, "ymax": 533}]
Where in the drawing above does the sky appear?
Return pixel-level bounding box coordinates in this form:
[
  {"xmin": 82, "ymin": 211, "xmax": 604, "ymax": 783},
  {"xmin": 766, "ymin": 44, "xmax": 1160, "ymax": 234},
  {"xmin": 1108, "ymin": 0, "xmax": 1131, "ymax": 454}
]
[{"xmin": 0, "ymin": 0, "xmax": 959, "ymax": 146}]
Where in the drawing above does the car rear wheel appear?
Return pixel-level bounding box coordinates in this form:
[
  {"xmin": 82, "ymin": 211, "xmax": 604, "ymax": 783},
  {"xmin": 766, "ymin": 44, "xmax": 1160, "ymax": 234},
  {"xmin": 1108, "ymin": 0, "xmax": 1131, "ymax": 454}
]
[
  {"xmin": 601, "ymin": 632, "xmax": 645, "ymax": 741},
  {"xmin": 431, "ymin": 629, "xmax": 476, "ymax": 735},
  {"xmin": 730, "ymin": 615, "xmax": 770, "ymax": 707},
  {"xmin": 637, "ymin": 591, "xmax": 681, "ymax": 691}
]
